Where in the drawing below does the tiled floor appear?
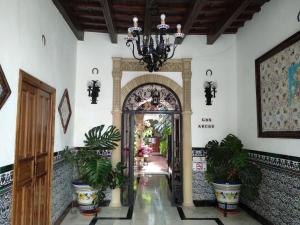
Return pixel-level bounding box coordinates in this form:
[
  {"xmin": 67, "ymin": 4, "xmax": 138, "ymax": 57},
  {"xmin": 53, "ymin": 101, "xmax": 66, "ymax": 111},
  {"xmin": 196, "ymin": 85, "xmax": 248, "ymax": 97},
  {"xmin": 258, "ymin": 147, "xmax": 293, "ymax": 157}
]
[
  {"xmin": 135, "ymin": 154, "xmax": 169, "ymax": 176},
  {"xmin": 61, "ymin": 175, "xmax": 261, "ymax": 225}
]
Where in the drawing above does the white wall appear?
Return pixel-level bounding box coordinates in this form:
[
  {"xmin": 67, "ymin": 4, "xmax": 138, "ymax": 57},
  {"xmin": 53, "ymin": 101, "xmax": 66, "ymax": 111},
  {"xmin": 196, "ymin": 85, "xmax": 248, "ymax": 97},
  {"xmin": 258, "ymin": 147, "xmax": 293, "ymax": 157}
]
[
  {"xmin": 0, "ymin": 0, "xmax": 77, "ymax": 167},
  {"xmin": 236, "ymin": 0, "xmax": 300, "ymax": 157},
  {"xmin": 74, "ymin": 32, "xmax": 237, "ymax": 147}
]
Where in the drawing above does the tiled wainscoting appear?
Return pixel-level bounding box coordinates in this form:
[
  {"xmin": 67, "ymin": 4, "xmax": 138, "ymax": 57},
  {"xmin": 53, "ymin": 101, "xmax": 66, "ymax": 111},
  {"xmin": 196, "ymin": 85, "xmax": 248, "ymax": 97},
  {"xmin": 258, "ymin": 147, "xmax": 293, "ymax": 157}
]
[
  {"xmin": 242, "ymin": 150, "xmax": 300, "ymax": 225},
  {"xmin": 51, "ymin": 152, "xmax": 74, "ymax": 223},
  {"xmin": 192, "ymin": 148, "xmax": 215, "ymax": 201},
  {"xmin": 0, "ymin": 151, "xmax": 74, "ymax": 225},
  {"xmin": 0, "ymin": 165, "xmax": 13, "ymax": 225},
  {"xmin": 192, "ymin": 148, "xmax": 300, "ymax": 225}
]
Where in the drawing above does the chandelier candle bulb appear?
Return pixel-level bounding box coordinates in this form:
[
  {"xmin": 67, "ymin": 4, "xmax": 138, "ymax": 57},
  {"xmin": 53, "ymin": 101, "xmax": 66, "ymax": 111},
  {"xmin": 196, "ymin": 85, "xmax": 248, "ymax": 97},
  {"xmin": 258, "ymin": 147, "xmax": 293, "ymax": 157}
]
[
  {"xmin": 126, "ymin": 14, "xmax": 184, "ymax": 72},
  {"xmin": 133, "ymin": 16, "xmax": 138, "ymax": 27},
  {"xmin": 161, "ymin": 14, "xmax": 166, "ymax": 24},
  {"xmin": 177, "ymin": 24, "xmax": 181, "ymax": 33}
]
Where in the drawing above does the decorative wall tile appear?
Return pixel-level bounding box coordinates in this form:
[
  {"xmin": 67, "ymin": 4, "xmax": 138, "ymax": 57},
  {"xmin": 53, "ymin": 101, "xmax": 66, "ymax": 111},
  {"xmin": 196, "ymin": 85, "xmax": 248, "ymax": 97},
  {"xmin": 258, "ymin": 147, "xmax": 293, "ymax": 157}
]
[
  {"xmin": 192, "ymin": 171, "xmax": 215, "ymax": 200},
  {"xmin": 0, "ymin": 185, "xmax": 12, "ymax": 225},
  {"xmin": 51, "ymin": 158, "xmax": 74, "ymax": 223},
  {"xmin": 0, "ymin": 170, "xmax": 13, "ymax": 187},
  {"xmin": 192, "ymin": 148, "xmax": 215, "ymax": 201},
  {"xmin": 248, "ymin": 150, "xmax": 300, "ymax": 172},
  {"xmin": 0, "ymin": 164, "xmax": 13, "ymax": 225},
  {"xmin": 192, "ymin": 148, "xmax": 300, "ymax": 225},
  {"xmin": 242, "ymin": 150, "xmax": 300, "ymax": 225}
]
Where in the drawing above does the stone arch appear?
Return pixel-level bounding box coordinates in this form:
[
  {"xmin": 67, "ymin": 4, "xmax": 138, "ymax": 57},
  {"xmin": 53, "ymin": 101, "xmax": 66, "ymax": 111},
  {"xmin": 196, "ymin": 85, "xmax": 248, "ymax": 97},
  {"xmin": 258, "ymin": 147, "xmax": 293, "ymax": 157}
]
[
  {"xmin": 121, "ymin": 74, "xmax": 183, "ymax": 106},
  {"xmin": 110, "ymin": 58, "xmax": 193, "ymax": 207}
]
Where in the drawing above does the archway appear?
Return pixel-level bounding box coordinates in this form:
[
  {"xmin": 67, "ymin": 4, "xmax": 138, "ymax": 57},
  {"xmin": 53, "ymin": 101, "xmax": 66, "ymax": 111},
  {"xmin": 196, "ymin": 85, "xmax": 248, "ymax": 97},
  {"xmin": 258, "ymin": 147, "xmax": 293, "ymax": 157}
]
[
  {"xmin": 121, "ymin": 83, "xmax": 182, "ymax": 205},
  {"xmin": 111, "ymin": 58, "xmax": 193, "ymax": 207}
]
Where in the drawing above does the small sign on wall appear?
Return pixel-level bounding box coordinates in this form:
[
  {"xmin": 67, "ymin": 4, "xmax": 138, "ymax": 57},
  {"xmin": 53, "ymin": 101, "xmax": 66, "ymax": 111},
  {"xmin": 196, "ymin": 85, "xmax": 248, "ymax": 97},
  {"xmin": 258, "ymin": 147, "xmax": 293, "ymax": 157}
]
[
  {"xmin": 198, "ymin": 117, "xmax": 215, "ymax": 128},
  {"xmin": 193, "ymin": 162, "xmax": 207, "ymax": 172},
  {"xmin": 192, "ymin": 148, "xmax": 207, "ymax": 172}
]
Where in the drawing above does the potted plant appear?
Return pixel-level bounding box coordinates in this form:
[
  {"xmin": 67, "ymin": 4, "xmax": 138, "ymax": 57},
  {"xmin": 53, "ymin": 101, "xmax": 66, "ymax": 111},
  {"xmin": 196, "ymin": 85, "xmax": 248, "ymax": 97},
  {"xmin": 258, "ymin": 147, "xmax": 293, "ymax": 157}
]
[
  {"xmin": 62, "ymin": 125, "xmax": 127, "ymax": 212},
  {"xmin": 205, "ymin": 134, "xmax": 262, "ymax": 211}
]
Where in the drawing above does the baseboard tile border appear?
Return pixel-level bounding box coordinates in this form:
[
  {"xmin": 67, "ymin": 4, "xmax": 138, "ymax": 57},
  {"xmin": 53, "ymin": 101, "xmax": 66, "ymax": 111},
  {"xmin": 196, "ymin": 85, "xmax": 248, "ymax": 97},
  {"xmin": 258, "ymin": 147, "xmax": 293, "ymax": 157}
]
[
  {"xmin": 53, "ymin": 202, "xmax": 73, "ymax": 225},
  {"xmin": 192, "ymin": 200, "xmax": 274, "ymax": 225},
  {"xmin": 176, "ymin": 206, "xmax": 224, "ymax": 225}
]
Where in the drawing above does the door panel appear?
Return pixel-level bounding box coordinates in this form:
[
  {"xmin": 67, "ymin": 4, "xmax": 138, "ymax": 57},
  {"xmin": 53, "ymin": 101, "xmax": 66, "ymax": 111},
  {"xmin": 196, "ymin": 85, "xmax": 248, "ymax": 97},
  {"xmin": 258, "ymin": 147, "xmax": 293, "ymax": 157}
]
[
  {"xmin": 34, "ymin": 89, "xmax": 51, "ymax": 225},
  {"xmin": 12, "ymin": 71, "xmax": 55, "ymax": 225},
  {"xmin": 121, "ymin": 113, "xmax": 135, "ymax": 206},
  {"xmin": 14, "ymin": 171, "xmax": 34, "ymax": 225},
  {"xmin": 18, "ymin": 82, "xmax": 36, "ymax": 159},
  {"xmin": 171, "ymin": 113, "xmax": 183, "ymax": 205}
]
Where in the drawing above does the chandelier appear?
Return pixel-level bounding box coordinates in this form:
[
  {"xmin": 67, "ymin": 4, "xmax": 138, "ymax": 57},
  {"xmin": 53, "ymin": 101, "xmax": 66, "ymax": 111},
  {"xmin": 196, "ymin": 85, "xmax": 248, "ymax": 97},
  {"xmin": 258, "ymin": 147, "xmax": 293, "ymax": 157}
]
[{"xmin": 126, "ymin": 14, "xmax": 184, "ymax": 72}]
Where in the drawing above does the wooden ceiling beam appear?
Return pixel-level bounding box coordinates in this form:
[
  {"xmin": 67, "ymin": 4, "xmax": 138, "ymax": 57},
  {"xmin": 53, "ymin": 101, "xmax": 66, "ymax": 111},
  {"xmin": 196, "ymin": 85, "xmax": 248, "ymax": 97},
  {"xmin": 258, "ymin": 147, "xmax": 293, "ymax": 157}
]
[
  {"xmin": 182, "ymin": 0, "xmax": 208, "ymax": 34},
  {"xmin": 81, "ymin": 22, "xmax": 107, "ymax": 27},
  {"xmin": 53, "ymin": 0, "xmax": 84, "ymax": 40},
  {"xmin": 85, "ymin": 27, "xmax": 108, "ymax": 32},
  {"xmin": 144, "ymin": 0, "xmax": 152, "ymax": 35},
  {"xmin": 207, "ymin": 0, "xmax": 253, "ymax": 45},
  {"xmin": 113, "ymin": 4, "xmax": 144, "ymax": 12},
  {"xmin": 77, "ymin": 13, "xmax": 104, "ymax": 19},
  {"xmin": 72, "ymin": 2, "xmax": 102, "ymax": 10},
  {"xmin": 79, "ymin": 17, "xmax": 106, "ymax": 23},
  {"xmin": 101, "ymin": 0, "xmax": 118, "ymax": 43},
  {"xmin": 178, "ymin": 0, "xmax": 208, "ymax": 44}
]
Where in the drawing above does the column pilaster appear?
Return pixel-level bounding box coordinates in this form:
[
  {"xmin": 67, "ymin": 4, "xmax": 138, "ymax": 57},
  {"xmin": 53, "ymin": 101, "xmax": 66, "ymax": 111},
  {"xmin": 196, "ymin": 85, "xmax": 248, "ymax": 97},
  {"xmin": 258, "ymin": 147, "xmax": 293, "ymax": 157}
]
[
  {"xmin": 110, "ymin": 58, "xmax": 122, "ymax": 207},
  {"xmin": 181, "ymin": 59, "xmax": 194, "ymax": 207}
]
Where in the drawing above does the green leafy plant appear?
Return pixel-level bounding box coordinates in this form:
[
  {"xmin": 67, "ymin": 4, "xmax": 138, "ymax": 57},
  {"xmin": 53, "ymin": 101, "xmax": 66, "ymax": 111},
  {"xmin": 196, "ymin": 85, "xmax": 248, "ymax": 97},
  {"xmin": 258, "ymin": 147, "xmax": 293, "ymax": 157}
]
[
  {"xmin": 62, "ymin": 124, "xmax": 127, "ymax": 204},
  {"xmin": 84, "ymin": 125, "xmax": 121, "ymax": 150},
  {"xmin": 205, "ymin": 134, "xmax": 262, "ymax": 200},
  {"xmin": 154, "ymin": 115, "xmax": 172, "ymax": 156},
  {"xmin": 159, "ymin": 139, "xmax": 168, "ymax": 157},
  {"xmin": 142, "ymin": 127, "xmax": 153, "ymax": 144}
]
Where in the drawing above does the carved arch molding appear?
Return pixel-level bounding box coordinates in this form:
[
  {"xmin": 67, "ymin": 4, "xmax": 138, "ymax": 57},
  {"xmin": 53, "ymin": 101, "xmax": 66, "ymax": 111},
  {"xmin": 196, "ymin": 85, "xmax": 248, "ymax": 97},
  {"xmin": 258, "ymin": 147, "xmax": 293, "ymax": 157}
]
[
  {"xmin": 111, "ymin": 57, "xmax": 194, "ymax": 207},
  {"xmin": 112, "ymin": 57, "xmax": 192, "ymax": 112}
]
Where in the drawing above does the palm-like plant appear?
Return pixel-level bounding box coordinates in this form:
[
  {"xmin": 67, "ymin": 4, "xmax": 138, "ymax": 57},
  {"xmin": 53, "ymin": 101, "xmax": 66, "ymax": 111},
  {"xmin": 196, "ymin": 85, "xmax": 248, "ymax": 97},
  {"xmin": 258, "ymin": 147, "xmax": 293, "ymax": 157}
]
[
  {"xmin": 206, "ymin": 134, "xmax": 262, "ymax": 200},
  {"xmin": 62, "ymin": 124, "xmax": 127, "ymax": 205},
  {"xmin": 84, "ymin": 125, "xmax": 121, "ymax": 150}
]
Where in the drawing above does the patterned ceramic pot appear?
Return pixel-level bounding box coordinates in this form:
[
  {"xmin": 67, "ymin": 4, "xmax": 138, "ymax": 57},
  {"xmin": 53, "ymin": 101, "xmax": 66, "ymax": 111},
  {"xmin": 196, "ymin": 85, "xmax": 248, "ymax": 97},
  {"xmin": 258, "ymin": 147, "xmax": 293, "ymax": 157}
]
[
  {"xmin": 72, "ymin": 181, "xmax": 92, "ymax": 192},
  {"xmin": 76, "ymin": 189, "xmax": 98, "ymax": 206},
  {"xmin": 212, "ymin": 182, "xmax": 241, "ymax": 210}
]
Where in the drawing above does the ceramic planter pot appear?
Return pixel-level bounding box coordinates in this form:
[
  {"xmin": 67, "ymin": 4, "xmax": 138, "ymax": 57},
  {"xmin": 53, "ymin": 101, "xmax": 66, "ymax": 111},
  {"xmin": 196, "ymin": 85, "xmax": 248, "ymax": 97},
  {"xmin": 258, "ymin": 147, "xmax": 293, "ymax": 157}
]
[
  {"xmin": 72, "ymin": 183, "xmax": 92, "ymax": 192},
  {"xmin": 72, "ymin": 182, "xmax": 98, "ymax": 212},
  {"xmin": 76, "ymin": 189, "xmax": 98, "ymax": 212},
  {"xmin": 212, "ymin": 182, "xmax": 241, "ymax": 210}
]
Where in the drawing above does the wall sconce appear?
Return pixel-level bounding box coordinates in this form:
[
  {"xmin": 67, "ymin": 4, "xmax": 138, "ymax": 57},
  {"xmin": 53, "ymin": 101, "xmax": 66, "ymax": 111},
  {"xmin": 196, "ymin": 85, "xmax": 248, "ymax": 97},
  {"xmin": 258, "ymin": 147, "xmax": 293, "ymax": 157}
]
[
  {"xmin": 87, "ymin": 80, "xmax": 101, "ymax": 104},
  {"xmin": 204, "ymin": 81, "xmax": 217, "ymax": 105}
]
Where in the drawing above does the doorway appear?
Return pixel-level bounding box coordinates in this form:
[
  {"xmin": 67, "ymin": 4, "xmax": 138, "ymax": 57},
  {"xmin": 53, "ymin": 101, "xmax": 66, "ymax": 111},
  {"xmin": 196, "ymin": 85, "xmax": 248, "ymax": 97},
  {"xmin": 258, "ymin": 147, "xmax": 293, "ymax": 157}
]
[
  {"xmin": 121, "ymin": 83, "xmax": 182, "ymax": 206},
  {"xmin": 12, "ymin": 70, "xmax": 56, "ymax": 225},
  {"xmin": 134, "ymin": 113, "xmax": 170, "ymax": 176}
]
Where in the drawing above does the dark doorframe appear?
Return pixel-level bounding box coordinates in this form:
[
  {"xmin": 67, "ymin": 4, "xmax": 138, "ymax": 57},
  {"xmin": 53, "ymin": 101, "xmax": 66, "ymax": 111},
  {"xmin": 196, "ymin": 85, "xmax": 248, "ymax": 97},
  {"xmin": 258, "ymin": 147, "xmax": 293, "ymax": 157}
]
[{"xmin": 121, "ymin": 111, "xmax": 182, "ymax": 206}]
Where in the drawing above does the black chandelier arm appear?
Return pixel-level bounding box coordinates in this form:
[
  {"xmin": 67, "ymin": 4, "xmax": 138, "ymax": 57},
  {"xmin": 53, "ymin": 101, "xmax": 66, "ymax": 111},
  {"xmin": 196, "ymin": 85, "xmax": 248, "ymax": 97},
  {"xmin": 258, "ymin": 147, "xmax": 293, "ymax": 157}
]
[
  {"xmin": 135, "ymin": 33, "xmax": 143, "ymax": 55},
  {"xmin": 166, "ymin": 43, "xmax": 178, "ymax": 60},
  {"xmin": 126, "ymin": 15, "xmax": 184, "ymax": 72},
  {"xmin": 126, "ymin": 40, "xmax": 143, "ymax": 60}
]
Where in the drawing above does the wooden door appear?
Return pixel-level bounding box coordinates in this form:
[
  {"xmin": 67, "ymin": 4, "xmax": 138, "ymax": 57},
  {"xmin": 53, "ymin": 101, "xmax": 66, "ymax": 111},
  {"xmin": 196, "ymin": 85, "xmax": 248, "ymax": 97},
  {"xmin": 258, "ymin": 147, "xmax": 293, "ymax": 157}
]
[{"xmin": 12, "ymin": 70, "xmax": 55, "ymax": 225}]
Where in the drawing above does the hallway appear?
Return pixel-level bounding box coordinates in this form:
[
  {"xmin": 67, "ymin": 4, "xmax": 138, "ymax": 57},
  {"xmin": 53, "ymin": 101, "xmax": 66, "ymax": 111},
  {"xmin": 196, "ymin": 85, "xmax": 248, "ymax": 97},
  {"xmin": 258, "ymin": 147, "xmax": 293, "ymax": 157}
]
[
  {"xmin": 134, "ymin": 154, "xmax": 169, "ymax": 176},
  {"xmin": 61, "ymin": 175, "xmax": 261, "ymax": 225}
]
